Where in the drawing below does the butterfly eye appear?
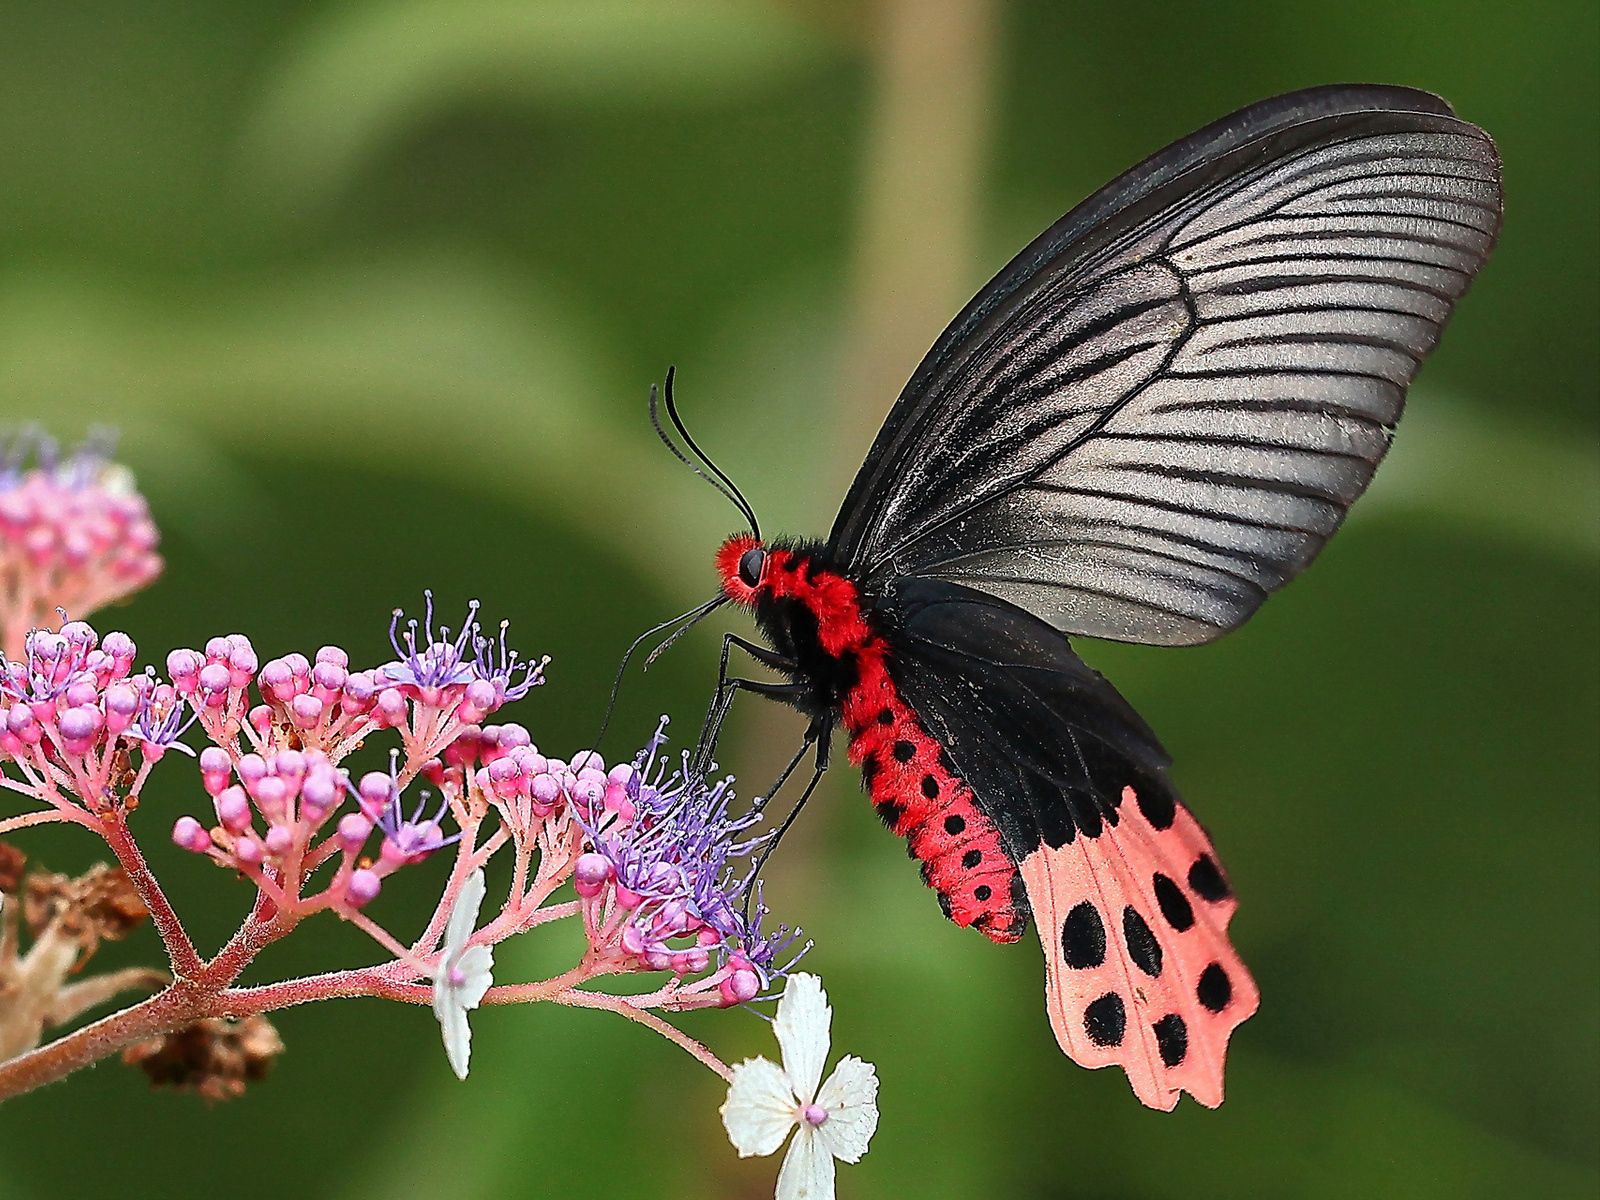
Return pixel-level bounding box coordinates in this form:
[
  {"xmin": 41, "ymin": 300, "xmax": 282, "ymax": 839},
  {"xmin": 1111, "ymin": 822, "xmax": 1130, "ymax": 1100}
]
[{"xmin": 737, "ymin": 548, "xmax": 766, "ymax": 588}]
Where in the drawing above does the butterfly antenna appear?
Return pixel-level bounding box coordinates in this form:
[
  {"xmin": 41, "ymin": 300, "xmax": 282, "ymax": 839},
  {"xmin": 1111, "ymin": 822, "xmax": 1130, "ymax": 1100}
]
[
  {"xmin": 582, "ymin": 593, "xmax": 727, "ymax": 773},
  {"xmin": 660, "ymin": 366, "xmax": 761, "ymax": 539},
  {"xmin": 649, "ymin": 373, "xmax": 758, "ymax": 537},
  {"xmin": 643, "ymin": 592, "xmax": 726, "ymax": 670}
]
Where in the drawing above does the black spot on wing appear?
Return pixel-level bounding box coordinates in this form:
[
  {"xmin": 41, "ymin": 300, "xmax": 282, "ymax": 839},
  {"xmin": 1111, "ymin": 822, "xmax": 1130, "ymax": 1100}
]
[
  {"xmin": 944, "ymin": 814, "xmax": 966, "ymax": 835},
  {"xmin": 1061, "ymin": 901, "xmax": 1107, "ymax": 969},
  {"xmin": 1084, "ymin": 993, "xmax": 1127, "ymax": 1047},
  {"xmin": 974, "ymin": 884, "xmax": 992, "ymax": 901},
  {"xmin": 1123, "ymin": 906, "xmax": 1163, "ymax": 978},
  {"xmin": 892, "ymin": 740, "xmax": 916, "ymax": 763},
  {"xmin": 921, "ymin": 774, "xmax": 940, "ymax": 799},
  {"xmin": 1153, "ymin": 872, "xmax": 1195, "ymax": 931},
  {"xmin": 1136, "ymin": 785, "xmax": 1177, "ymax": 830},
  {"xmin": 1188, "ymin": 854, "xmax": 1231, "ymax": 902},
  {"xmin": 1197, "ymin": 963, "xmax": 1232, "ymax": 1012},
  {"xmin": 1153, "ymin": 1014, "xmax": 1188, "ymax": 1067}
]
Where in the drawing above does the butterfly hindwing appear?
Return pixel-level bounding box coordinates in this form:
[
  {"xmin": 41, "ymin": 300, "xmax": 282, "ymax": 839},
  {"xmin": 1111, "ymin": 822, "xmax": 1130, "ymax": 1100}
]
[
  {"xmin": 830, "ymin": 85, "xmax": 1502, "ymax": 646},
  {"xmin": 882, "ymin": 577, "xmax": 1256, "ymax": 1108},
  {"xmin": 1018, "ymin": 792, "xmax": 1257, "ymax": 1110}
]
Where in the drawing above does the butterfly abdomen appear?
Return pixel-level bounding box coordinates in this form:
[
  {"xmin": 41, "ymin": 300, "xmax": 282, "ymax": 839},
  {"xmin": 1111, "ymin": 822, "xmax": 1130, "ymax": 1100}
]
[
  {"xmin": 842, "ymin": 654, "xmax": 1029, "ymax": 943},
  {"xmin": 733, "ymin": 539, "xmax": 1029, "ymax": 943}
]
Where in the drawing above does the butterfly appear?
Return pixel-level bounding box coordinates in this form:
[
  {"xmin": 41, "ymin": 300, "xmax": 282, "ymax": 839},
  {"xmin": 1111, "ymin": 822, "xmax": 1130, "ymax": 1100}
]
[{"xmin": 657, "ymin": 85, "xmax": 1502, "ymax": 1110}]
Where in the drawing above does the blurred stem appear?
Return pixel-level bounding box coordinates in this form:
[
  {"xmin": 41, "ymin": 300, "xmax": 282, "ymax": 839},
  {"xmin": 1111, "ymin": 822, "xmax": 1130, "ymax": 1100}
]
[{"xmin": 834, "ymin": 0, "xmax": 999, "ymax": 478}]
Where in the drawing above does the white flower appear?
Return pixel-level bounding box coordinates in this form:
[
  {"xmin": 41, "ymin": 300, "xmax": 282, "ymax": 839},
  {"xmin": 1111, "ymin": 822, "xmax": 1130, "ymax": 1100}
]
[
  {"xmin": 720, "ymin": 974, "xmax": 879, "ymax": 1200},
  {"xmin": 431, "ymin": 868, "xmax": 495, "ymax": 1079}
]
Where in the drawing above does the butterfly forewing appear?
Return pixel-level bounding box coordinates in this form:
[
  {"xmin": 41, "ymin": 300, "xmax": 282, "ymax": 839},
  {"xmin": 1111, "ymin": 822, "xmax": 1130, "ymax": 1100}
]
[{"xmin": 830, "ymin": 86, "xmax": 1502, "ymax": 645}]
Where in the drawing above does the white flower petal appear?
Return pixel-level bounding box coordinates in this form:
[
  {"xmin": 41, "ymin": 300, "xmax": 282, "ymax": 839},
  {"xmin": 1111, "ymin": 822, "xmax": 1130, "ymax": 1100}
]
[
  {"xmin": 444, "ymin": 868, "xmax": 488, "ymax": 955},
  {"xmin": 776, "ymin": 1125, "xmax": 836, "ymax": 1200},
  {"xmin": 721, "ymin": 1056, "xmax": 799, "ymax": 1157},
  {"xmin": 774, "ymin": 973, "xmax": 830, "ymax": 1103},
  {"xmin": 455, "ymin": 943, "xmax": 495, "ymax": 1009},
  {"xmin": 432, "ymin": 868, "xmax": 495, "ymax": 1080},
  {"xmin": 813, "ymin": 1056, "xmax": 880, "ymax": 1164},
  {"xmin": 438, "ymin": 991, "xmax": 473, "ymax": 1080}
]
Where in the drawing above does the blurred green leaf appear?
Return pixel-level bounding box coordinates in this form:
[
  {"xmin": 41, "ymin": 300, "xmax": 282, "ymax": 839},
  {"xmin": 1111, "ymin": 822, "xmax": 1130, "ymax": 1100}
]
[{"xmin": 241, "ymin": 0, "xmax": 837, "ymax": 210}]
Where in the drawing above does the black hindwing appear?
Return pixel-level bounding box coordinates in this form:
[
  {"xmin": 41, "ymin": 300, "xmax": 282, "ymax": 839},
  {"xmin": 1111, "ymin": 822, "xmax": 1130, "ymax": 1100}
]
[{"xmin": 881, "ymin": 577, "xmax": 1182, "ymax": 860}]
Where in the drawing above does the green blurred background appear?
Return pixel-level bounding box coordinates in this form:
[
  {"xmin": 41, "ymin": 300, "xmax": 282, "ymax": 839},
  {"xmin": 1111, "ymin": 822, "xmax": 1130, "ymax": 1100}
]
[{"xmin": 0, "ymin": 1, "xmax": 1595, "ymax": 1196}]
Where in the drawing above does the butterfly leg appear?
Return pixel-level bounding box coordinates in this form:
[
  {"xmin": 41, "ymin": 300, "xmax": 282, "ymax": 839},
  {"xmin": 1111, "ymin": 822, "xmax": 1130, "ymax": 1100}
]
[
  {"xmin": 742, "ymin": 722, "xmax": 832, "ymax": 919},
  {"xmin": 693, "ymin": 634, "xmax": 799, "ymax": 767}
]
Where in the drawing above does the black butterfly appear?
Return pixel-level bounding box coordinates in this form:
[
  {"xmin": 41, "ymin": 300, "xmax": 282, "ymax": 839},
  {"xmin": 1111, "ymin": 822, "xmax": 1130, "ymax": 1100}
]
[{"xmin": 655, "ymin": 84, "xmax": 1501, "ymax": 1109}]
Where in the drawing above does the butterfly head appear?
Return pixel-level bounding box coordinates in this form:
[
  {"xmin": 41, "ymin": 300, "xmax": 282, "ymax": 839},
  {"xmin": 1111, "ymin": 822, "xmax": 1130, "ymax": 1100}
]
[{"xmin": 716, "ymin": 533, "xmax": 768, "ymax": 607}]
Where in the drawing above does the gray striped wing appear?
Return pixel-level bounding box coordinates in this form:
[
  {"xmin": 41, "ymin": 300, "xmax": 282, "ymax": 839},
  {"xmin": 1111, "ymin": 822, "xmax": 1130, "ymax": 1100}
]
[{"xmin": 833, "ymin": 88, "xmax": 1502, "ymax": 646}]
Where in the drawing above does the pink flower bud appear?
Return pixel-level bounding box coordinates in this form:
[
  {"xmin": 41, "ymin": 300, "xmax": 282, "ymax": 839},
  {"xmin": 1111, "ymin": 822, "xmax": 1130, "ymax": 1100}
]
[
  {"xmin": 573, "ymin": 853, "xmax": 613, "ymax": 899},
  {"xmin": 64, "ymin": 679, "xmax": 98, "ymax": 708},
  {"xmin": 171, "ymin": 816, "xmax": 211, "ymax": 853},
  {"xmin": 374, "ymin": 687, "xmax": 406, "ymax": 727},
  {"xmin": 497, "ymin": 724, "xmax": 532, "ymax": 750},
  {"xmin": 315, "ymin": 645, "xmax": 348, "ymax": 669},
  {"xmin": 719, "ymin": 967, "xmax": 760, "ymax": 1006},
  {"xmin": 346, "ymin": 868, "xmax": 381, "ymax": 907},
  {"xmin": 301, "ymin": 771, "xmax": 338, "ymax": 818},
  {"xmin": 337, "ymin": 812, "xmax": 372, "ymax": 852},
  {"xmin": 237, "ymin": 754, "xmax": 267, "ymax": 787},
  {"xmin": 103, "ymin": 683, "xmax": 138, "ymax": 733},
  {"xmin": 58, "ymin": 705, "xmax": 102, "ymax": 749},
  {"xmin": 311, "ymin": 661, "xmax": 347, "ymax": 693},
  {"xmin": 197, "ymin": 662, "xmax": 231, "ymax": 695},
  {"xmin": 259, "ymin": 659, "xmax": 296, "ymax": 700},
  {"xmin": 290, "ymin": 693, "xmax": 324, "ymax": 729},
  {"xmin": 227, "ymin": 647, "xmax": 258, "ymax": 687},
  {"xmin": 234, "ymin": 836, "xmax": 264, "ymax": 866},
  {"xmin": 264, "ymin": 825, "xmax": 294, "ymax": 857},
  {"xmin": 215, "ymin": 785, "xmax": 252, "ymax": 833},
  {"xmin": 248, "ymin": 704, "xmax": 272, "ymax": 735},
  {"xmin": 357, "ymin": 771, "xmax": 394, "ymax": 818}
]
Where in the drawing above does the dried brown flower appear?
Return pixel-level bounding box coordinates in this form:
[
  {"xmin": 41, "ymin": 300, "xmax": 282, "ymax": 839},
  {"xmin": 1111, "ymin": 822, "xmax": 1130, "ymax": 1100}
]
[
  {"xmin": 22, "ymin": 863, "xmax": 148, "ymax": 955},
  {"xmin": 0, "ymin": 841, "xmax": 24, "ymax": 894},
  {"xmin": 123, "ymin": 1015, "xmax": 285, "ymax": 1102}
]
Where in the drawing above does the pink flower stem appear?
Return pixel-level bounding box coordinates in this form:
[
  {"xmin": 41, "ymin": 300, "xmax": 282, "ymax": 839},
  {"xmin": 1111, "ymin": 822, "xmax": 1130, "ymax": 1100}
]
[
  {"xmin": 0, "ymin": 809, "xmax": 78, "ymax": 836},
  {"xmin": 551, "ymin": 988, "xmax": 733, "ymax": 1081},
  {"xmin": 0, "ymin": 931, "xmax": 735, "ymax": 1101},
  {"xmin": 98, "ymin": 812, "xmax": 204, "ymax": 980},
  {"xmin": 0, "ymin": 985, "xmax": 203, "ymax": 1102}
]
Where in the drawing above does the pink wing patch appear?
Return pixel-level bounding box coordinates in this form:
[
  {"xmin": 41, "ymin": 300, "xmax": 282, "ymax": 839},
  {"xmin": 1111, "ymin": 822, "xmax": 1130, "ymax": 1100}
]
[{"xmin": 1019, "ymin": 785, "xmax": 1258, "ymax": 1111}]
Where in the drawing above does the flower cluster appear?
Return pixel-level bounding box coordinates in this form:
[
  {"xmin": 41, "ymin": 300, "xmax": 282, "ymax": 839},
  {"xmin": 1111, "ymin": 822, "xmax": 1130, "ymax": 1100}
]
[
  {"xmin": 0, "ymin": 621, "xmax": 181, "ymax": 817},
  {"xmin": 0, "ymin": 430, "xmax": 161, "ymax": 653},
  {"xmin": 572, "ymin": 719, "xmax": 806, "ymax": 1006},
  {"xmin": 0, "ymin": 434, "xmax": 881, "ymax": 1200},
  {"xmin": 161, "ymin": 599, "xmax": 547, "ymax": 913},
  {"xmin": 0, "ymin": 601, "xmax": 803, "ymax": 1021}
]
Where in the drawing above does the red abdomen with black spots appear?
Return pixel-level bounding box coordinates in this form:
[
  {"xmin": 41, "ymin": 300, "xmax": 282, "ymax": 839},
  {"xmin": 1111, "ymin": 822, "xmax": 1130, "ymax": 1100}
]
[
  {"xmin": 717, "ymin": 534, "xmax": 1028, "ymax": 943},
  {"xmin": 841, "ymin": 652, "xmax": 1028, "ymax": 943}
]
